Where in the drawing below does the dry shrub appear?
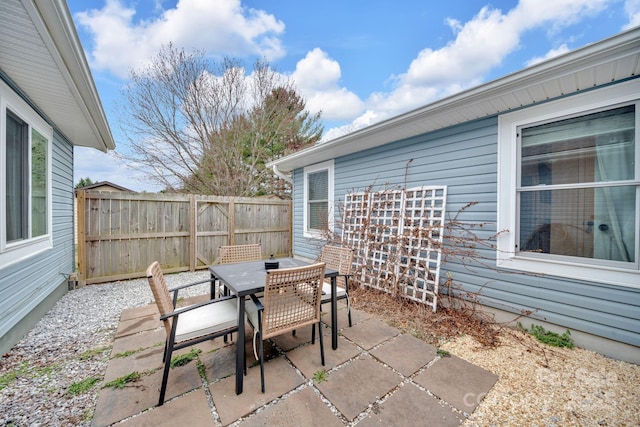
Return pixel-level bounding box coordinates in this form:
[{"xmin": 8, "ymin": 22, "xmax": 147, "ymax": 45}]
[{"xmin": 349, "ymin": 284, "xmax": 501, "ymax": 348}]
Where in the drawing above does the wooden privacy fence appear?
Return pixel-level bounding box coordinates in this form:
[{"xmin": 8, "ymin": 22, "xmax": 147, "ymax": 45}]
[{"xmin": 76, "ymin": 191, "xmax": 292, "ymax": 284}]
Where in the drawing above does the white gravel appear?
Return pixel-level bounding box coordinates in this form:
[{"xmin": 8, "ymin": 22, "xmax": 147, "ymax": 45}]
[{"xmin": 0, "ymin": 270, "xmax": 211, "ymax": 427}]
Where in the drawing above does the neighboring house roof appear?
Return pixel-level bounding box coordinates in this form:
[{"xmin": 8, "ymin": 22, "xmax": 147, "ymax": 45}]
[
  {"xmin": 269, "ymin": 26, "xmax": 640, "ymax": 173},
  {"xmin": 0, "ymin": 0, "xmax": 114, "ymax": 152},
  {"xmin": 76, "ymin": 181, "xmax": 134, "ymax": 192}
]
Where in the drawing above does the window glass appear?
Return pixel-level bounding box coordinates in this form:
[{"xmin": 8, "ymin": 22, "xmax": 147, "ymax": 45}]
[
  {"xmin": 518, "ymin": 105, "xmax": 636, "ymax": 264},
  {"xmin": 307, "ymin": 170, "xmax": 328, "ymax": 231},
  {"xmin": 5, "ymin": 111, "xmax": 28, "ymax": 242},
  {"xmin": 31, "ymin": 128, "xmax": 48, "ymax": 237},
  {"xmin": 519, "ymin": 187, "xmax": 636, "ymax": 262},
  {"xmin": 521, "ymin": 106, "xmax": 635, "ymax": 186}
]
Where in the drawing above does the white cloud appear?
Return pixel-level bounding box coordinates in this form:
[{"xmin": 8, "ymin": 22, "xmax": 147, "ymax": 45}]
[
  {"xmin": 623, "ymin": 0, "xmax": 640, "ymax": 29},
  {"xmin": 74, "ymin": 147, "xmax": 163, "ymax": 192},
  {"xmin": 291, "ymin": 48, "xmax": 364, "ymax": 121},
  {"xmin": 75, "ymin": 0, "xmax": 285, "ymax": 78},
  {"xmin": 322, "ymin": 110, "xmax": 384, "ymax": 141},
  {"xmin": 74, "ymin": 0, "xmax": 626, "ymax": 184},
  {"xmin": 525, "ymin": 44, "xmax": 572, "ymax": 67},
  {"xmin": 324, "ymin": 0, "xmax": 613, "ymax": 138}
]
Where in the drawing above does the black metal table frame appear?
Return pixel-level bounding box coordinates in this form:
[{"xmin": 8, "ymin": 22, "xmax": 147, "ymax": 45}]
[{"xmin": 209, "ymin": 258, "xmax": 339, "ymax": 395}]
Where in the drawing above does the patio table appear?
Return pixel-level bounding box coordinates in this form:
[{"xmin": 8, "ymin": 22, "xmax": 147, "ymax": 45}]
[{"xmin": 209, "ymin": 258, "xmax": 339, "ymax": 395}]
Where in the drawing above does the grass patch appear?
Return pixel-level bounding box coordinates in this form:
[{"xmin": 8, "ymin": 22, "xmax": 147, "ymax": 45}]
[
  {"xmin": 78, "ymin": 346, "xmax": 110, "ymax": 361},
  {"xmin": 103, "ymin": 371, "xmax": 142, "ymax": 389},
  {"xmin": 312, "ymin": 370, "xmax": 328, "ymax": 383},
  {"xmin": 1, "ymin": 362, "xmax": 63, "ymax": 392},
  {"xmin": 67, "ymin": 377, "xmax": 101, "ymax": 396},
  {"xmin": 82, "ymin": 408, "xmax": 94, "ymax": 423},
  {"xmin": 0, "ymin": 362, "xmax": 29, "ymax": 391},
  {"xmin": 114, "ymin": 346, "xmax": 148, "ymax": 359},
  {"xmin": 170, "ymin": 348, "xmax": 201, "ymax": 368},
  {"xmin": 196, "ymin": 357, "xmax": 207, "ymax": 381},
  {"xmin": 436, "ymin": 349, "xmax": 450, "ymax": 357},
  {"xmin": 114, "ymin": 349, "xmax": 136, "ymax": 358},
  {"xmin": 33, "ymin": 363, "xmax": 61, "ymax": 378},
  {"xmin": 519, "ymin": 323, "xmax": 574, "ymax": 348}
]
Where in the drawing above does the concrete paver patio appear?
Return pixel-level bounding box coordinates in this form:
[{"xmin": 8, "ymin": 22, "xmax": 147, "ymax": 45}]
[{"xmin": 92, "ymin": 298, "xmax": 498, "ymax": 426}]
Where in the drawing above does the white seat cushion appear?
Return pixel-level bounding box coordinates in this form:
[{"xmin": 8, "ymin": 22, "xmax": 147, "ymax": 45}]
[
  {"xmin": 245, "ymin": 297, "xmax": 263, "ymax": 329},
  {"xmin": 321, "ymin": 281, "xmax": 346, "ymax": 302},
  {"xmin": 175, "ymin": 298, "xmax": 237, "ymax": 342}
]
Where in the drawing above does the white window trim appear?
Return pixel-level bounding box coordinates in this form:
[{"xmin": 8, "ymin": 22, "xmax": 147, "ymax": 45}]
[
  {"xmin": 303, "ymin": 160, "xmax": 334, "ymax": 239},
  {"xmin": 0, "ymin": 79, "xmax": 53, "ymax": 267},
  {"xmin": 497, "ymin": 79, "xmax": 640, "ymax": 288}
]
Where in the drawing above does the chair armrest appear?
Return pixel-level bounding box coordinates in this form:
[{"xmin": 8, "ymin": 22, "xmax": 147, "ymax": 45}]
[
  {"xmin": 328, "ymin": 273, "xmax": 353, "ymax": 280},
  {"xmin": 167, "ymin": 277, "xmax": 214, "ymax": 294},
  {"xmin": 249, "ymin": 294, "xmax": 264, "ymax": 312},
  {"xmin": 342, "ymin": 273, "xmax": 353, "ymax": 286},
  {"xmin": 160, "ymin": 294, "xmax": 236, "ymax": 321},
  {"xmin": 167, "ymin": 278, "xmax": 216, "ymax": 307}
]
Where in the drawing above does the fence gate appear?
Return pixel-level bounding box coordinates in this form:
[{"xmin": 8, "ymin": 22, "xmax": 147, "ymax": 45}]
[
  {"xmin": 194, "ymin": 199, "xmax": 231, "ymax": 268},
  {"xmin": 342, "ymin": 186, "xmax": 447, "ymax": 312}
]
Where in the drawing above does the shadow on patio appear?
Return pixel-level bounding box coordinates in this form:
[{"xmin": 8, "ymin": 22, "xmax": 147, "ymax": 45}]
[{"xmin": 92, "ymin": 297, "xmax": 497, "ymax": 426}]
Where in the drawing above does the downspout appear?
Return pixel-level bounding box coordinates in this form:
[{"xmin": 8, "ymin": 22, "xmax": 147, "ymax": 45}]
[{"xmin": 272, "ymin": 164, "xmax": 292, "ymax": 184}]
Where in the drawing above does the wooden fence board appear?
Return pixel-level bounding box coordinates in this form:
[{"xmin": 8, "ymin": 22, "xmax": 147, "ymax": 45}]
[{"xmin": 76, "ymin": 191, "xmax": 291, "ymax": 284}]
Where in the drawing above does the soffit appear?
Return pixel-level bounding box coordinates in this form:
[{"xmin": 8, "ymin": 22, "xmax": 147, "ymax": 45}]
[{"xmin": 0, "ymin": 0, "xmax": 114, "ymax": 151}]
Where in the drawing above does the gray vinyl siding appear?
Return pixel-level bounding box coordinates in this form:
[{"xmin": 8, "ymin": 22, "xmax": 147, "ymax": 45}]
[
  {"xmin": 0, "ymin": 129, "xmax": 74, "ymax": 352},
  {"xmin": 292, "ymin": 116, "xmax": 640, "ymax": 347}
]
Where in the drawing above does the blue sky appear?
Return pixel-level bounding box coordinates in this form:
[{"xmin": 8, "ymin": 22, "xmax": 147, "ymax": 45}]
[{"xmin": 68, "ymin": 0, "xmax": 640, "ymax": 192}]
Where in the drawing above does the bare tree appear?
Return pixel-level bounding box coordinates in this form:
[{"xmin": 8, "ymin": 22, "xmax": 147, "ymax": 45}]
[{"xmin": 117, "ymin": 44, "xmax": 322, "ymax": 196}]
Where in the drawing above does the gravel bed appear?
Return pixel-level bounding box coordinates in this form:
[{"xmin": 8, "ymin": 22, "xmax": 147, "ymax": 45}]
[
  {"xmin": 0, "ymin": 271, "xmax": 210, "ymax": 427},
  {"xmin": 440, "ymin": 331, "xmax": 640, "ymax": 426},
  {"xmin": 1, "ymin": 271, "xmax": 639, "ymax": 426}
]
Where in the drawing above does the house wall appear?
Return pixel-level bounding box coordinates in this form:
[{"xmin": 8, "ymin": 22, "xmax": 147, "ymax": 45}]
[
  {"xmin": 292, "ymin": 115, "xmax": 640, "ymax": 358},
  {"xmin": 0, "ymin": 129, "xmax": 74, "ymax": 356}
]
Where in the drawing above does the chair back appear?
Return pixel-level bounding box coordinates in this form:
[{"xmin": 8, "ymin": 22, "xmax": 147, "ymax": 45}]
[
  {"xmin": 261, "ymin": 263, "xmax": 326, "ymax": 340},
  {"xmin": 146, "ymin": 261, "xmax": 174, "ymax": 336},
  {"xmin": 320, "ymin": 245, "xmax": 354, "ymax": 288},
  {"xmin": 219, "ymin": 244, "xmax": 262, "ymax": 264}
]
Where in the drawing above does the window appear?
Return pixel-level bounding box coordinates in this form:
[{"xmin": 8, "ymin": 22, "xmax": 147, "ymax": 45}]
[
  {"xmin": 497, "ymin": 80, "xmax": 639, "ymax": 287},
  {"xmin": 1, "ymin": 80, "xmax": 52, "ymax": 265},
  {"xmin": 303, "ymin": 160, "xmax": 334, "ymax": 238}
]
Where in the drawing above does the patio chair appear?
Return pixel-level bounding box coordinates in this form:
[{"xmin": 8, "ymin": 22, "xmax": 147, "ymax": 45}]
[
  {"xmin": 215, "ymin": 243, "xmax": 262, "ymax": 297},
  {"xmin": 318, "ymin": 245, "xmax": 354, "ymax": 329},
  {"xmin": 245, "ymin": 263, "xmax": 326, "ymax": 393},
  {"xmin": 146, "ymin": 261, "xmax": 238, "ymax": 406},
  {"xmin": 219, "ymin": 243, "xmax": 262, "ymax": 264}
]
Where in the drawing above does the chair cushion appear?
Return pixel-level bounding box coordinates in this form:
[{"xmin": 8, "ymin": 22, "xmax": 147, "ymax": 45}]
[
  {"xmin": 321, "ymin": 281, "xmax": 346, "ymax": 302},
  {"xmin": 245, "ymin": 297, "xmax": 264, "ymax": 329},
  {"xmin": 175, "ymin": 298, "xmax": 237, "ymax": 342}
]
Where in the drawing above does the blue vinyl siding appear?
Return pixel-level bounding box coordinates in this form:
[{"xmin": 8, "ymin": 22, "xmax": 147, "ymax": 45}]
[
  {"xmin": 292, "ymin": 116, "xmax": 640, "ymax": 347},
  {"xmin": 0, "ymin": 129, "xmax": 74, "ymax": 350}
]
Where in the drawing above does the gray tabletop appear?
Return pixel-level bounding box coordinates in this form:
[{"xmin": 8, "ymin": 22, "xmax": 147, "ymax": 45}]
[{"xmin": 209, "ymin": 258, "xmax": 337, "ymax": 296}]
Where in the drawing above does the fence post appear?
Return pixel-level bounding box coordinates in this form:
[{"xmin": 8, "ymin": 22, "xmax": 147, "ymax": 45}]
[
  {"xmin": 189, "ymin": 194, "xmax": 196, "ymax": 271},
  {"xmin": 228, "ymin": 197, "xmax": 235, "ymax": 245},
  {"xmin": 76, "ymin": 189, "xmax": 86, "ymax": 286},
  {"xmin": 288, "ymin": 199, "xmax": 293, "ymax": 256}
]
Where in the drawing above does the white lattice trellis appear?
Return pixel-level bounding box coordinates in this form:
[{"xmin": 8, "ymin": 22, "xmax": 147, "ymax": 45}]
[{"xmin": 342, "ymin": 186, "xmax": 447, "ymax": 312}]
